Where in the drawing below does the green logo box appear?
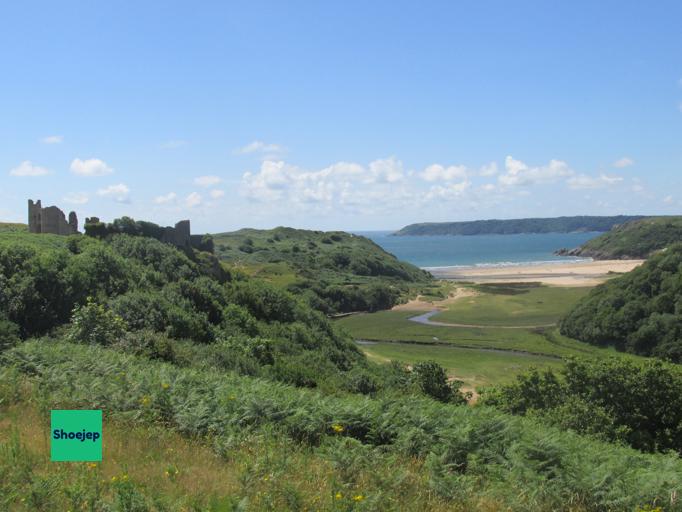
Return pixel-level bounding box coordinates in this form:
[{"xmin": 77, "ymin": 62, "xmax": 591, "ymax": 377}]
[{"xmin": 50, "ymin": 410, "xmax": 102, "ymax": 462}]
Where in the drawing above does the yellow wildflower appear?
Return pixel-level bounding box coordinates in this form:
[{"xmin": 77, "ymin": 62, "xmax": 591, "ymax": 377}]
[
  {"xmin": 111, "ymin": 476, "xmax": 118, "ymax": 482},
  {"xmin": 335, "ymin": 491, "xmax": 343, "ymax": 500},
  {"xmin": 162, "ymin": 383, "xmax": 170, "ymax": 389},
  {"xmin": 140, "ymin": 395, "xmax": 151, "ymax": 406},
  {"xmin": 86, "ymin": 462, "xmax": 97, "ymax": 470},
  {"xmin": 121, "ymin": 474, "xmax": 128, "ymax": 481},
  {"xmin": 352, "ymin": 494, "xmax": 365, "ymax": 502},
  {"xmin": 331, "ymin": 424, "xmax": 344, "ymax": 434}
]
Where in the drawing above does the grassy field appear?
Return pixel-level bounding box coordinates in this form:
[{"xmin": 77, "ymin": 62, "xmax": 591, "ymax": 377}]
[
  {"xmin": 0, "ymin": 401, "xmax": 456, "ymax": 511},
  {"xmin": 360, "ymin": 341, "xmax": 563, "ymax": 389},
  {"xmin": 432, "ymin": 284, "xmax": 591, "ymax": 326},
  {"xmin": 338, "ymin": 284, "xmax": 637, "ymax": 389}
]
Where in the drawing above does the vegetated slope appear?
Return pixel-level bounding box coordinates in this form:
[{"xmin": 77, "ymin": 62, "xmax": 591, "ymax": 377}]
[
  {"xmin": 560, "ymin": 243, "xmax": 682, "ymax": 361},
  {"xmin": 394, "ymin": 215, "xmax": 644, "ymax": 236},
  {"xmin": 213, "ymin": 227, "xmax": 432, "ymax": 314},
  {"xmin": 5, "ymin": 340, "xmax": 682, "ymax": 511},
  {"xmin": 4, "ymin": 227, "xmax": 682, "ymax": 508},
  {"xmin": 0, "ymin": 229, "xmax": 465, "ymax": 401},
  {"xmin": 557, "ymin": 216, "xmax": 682, "ymax": 260}
]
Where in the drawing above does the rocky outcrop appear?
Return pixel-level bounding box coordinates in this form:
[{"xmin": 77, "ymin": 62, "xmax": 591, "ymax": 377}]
[{"xmin": 28, "ymin": 199, "xmax": 78, "ymax": 235}]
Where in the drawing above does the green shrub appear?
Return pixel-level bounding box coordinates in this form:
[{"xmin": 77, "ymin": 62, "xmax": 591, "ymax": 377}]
[
  {"xmin": 67, "ymin": 298, "xmax": 127, "ymax": 346},
  {"xmin": 482, "ymin": 358, "xmax": 682, "ymax": 453},
  {"xmin": 411, "ymin": 361, "xmax": 468, "ymax": 404},
  {"xmin": 0, "ymin": 316, "xmax": 20, "ymax": 352}
]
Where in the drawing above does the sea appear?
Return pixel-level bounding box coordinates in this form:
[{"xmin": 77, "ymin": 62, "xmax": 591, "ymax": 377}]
[{"xmin": 354, "ymin": 231, "xmax": 601, "ymax": 269}]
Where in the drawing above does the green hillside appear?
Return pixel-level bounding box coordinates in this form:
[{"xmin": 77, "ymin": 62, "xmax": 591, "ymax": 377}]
[
  {"xmin": 557, "ymin": 216, "xmax": 682, "ymax": 259},
  {"xmin": 3, "ymin": 228, "xmax": 682, "ymax": 509},
  {"xmin": 560, "ymin": 243, "xmax": 682, "ymax": 361},
  {"xmin": 213, "ymin": 227, "xmax": 432, "ymax": 314},
  {"xmin": 394, "ymin": 215, "xmax": 644, "ymax": 236}
]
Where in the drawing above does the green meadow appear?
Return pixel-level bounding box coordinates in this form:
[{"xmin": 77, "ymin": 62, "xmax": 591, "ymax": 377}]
[
  {"xmin": 431, "ymin": 284, "xmax": 591, "ymax": 326},
  {"xmin": 338, "ymin": 284, "xmax": 637, "ymax": 389},
  {"xmin": 360, "ymin": 341, "xmax": 563, "ymax": 389}
]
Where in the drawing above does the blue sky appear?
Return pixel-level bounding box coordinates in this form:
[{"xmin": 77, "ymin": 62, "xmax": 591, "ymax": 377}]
[{"xmin": 2, "ymin": 1, "xmax": 681, "ymax": 232}]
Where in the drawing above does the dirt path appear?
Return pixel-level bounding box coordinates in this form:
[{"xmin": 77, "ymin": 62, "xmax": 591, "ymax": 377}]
[{"xmin": 408, "ymin": 310, "xmax": 556, "ymax": 330}]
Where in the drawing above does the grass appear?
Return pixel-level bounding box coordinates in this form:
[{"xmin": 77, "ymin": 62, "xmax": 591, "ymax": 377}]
[
  {"xmin": 232, "ymin": 261, "xmax": 300, "ymax": 288},
  {"xmin": 5, "ymin": 340, "xmax": 682, "ymax": 511},
  {"xmin": 0, "ymin": 401, "xmax": 458, "ymax": 511},
  {"xmin": 432, "ymin": 285, "xmax": 591, "ymax": 326},
  {"xmin": 338, "ymin": 284, "xmax": 638, "ymax": 389},
  {"xmin": 360, "ymin": 341, "xmax": 563, "ymax": 389},
  {"xmin": 0, "ymin": 223, "xmax": 70, "ymax": 250}
]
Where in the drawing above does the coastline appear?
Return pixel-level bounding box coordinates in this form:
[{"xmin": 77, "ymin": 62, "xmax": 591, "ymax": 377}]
[{"xmin": 427, "ymin": 259, "xmax": 645, "ymax": 286}]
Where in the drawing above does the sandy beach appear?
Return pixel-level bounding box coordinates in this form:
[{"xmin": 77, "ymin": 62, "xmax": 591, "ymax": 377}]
[{"xmin": 428, "ymin": 259, "xmax": 645, "ymax": 286}]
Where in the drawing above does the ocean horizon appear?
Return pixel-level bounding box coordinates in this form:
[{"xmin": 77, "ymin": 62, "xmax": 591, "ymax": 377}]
[{"xmin": 354, "ymin": 231, "xmax": 601, "ymax": 269}]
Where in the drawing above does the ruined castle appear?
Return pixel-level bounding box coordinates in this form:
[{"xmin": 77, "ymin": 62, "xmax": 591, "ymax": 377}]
[
  {"xmin": 28, "ymin": 199, "xmax": 212, "ymax": 252},
  {"xmin": 28, "ymin": 199, "xmax": 78, "ymax": 235}
]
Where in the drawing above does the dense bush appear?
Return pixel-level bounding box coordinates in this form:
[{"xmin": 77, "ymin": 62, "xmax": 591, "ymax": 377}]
[
  {"xmin": 0, "ymin": 315, "xmax": 19, "ymax": 352},
  {"xmin": 0, "ymin": 231, "xmax": 440, "ymax": 395},
  {"xmin": 67, "ymin": 298, "xmax": 127, "ymax": 346},
  {"xmin": 482, "ymin": 357, "xmax": 682, "ymax": 453},
  {"xmin": 410, "ymin": 361, "xmax": 468, "ymax": 404},
  {"xmin": 560, "ymin": 244, "xmax": 682, "ymax": 360}
]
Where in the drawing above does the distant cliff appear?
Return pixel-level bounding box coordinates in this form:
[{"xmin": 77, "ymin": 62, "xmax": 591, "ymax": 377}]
[
  {"xmin": 555, "ymin": 216, "xmax": 682, "ymax": 260},
  {"xmin": 394, "ymin": 216, "xmax": 645, "ymax": 236}
]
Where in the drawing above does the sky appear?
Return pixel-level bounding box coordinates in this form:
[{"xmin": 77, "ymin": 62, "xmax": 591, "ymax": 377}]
[{"xmin": 1, "ymin": 1, "xmax": 681, "ymax": 232}]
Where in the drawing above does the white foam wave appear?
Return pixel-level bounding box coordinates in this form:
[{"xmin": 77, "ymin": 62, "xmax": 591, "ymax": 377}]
[{"xmin": 422, "ymin": 258, "xmax": 593, "ymax": 271}]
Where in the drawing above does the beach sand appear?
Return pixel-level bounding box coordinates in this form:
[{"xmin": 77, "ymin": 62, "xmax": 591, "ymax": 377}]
[{"xmin": 428, "ymin": 259, "xmax": 645, "ymax": 286}]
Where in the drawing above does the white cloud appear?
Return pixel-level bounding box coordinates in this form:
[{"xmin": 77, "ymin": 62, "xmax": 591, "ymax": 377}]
[
  {"xmin": 160, "ymin": 139, "xmax": 187, "ymax": 149},
  {"xmin": 154, "ymin": 192, "xmax": 177, "ymax": 204},
  {"xmin": 9, "ymin": 160, "xmax": 51, "ymax": 176},
  {"xmin": 97, "ymin": 183, "xmax": 130, "ymax": 202},
  {"xmin": 185, "ymin": 192, "xmax": 202, "ymax": 208},
  {"xmin": 71, "ymin": 158, "xmax": 113, "ymax": 176},
  {"xmin": 498, "ymin": 156, "xmax": 573, "ymax": 187},
  {"xmin": 209, "ymin": 189, "xmax": 225, "ymax": 199},
  {"xmin": 235, "ymin": 140, "xmax": 286, "ymax": 155},
  {"xmin": 420, "ymin": 163, "xmax": 467, "ymax": 182},
  {"xmin": 424, "ymin": 180, "xmax": 472, "ymax": 200},
  {"xmin": 664, "ymin": 195, "xmax": 674, "ymax": 204},
  {"xmin": 62, "ymin": 192, "xmax": 89, "ymax": 205},
  {"xmin": 567, "ymin": 173, "xmax": 623, "ymax": 190},
  {"xmin": 479, "ymin": 162, "xmax": 498, "ymax": 176},
  {"xmin": 193, "ymin": 175, "xmax": 222, "ymax": 187},
  {"xmin": 368, "ymin": 157, "xmax": 405, "ymax": 183},
  {"xmin": 41, "ymin": 135, "xmax": 63, "ymax": 144},
  {"xmin": 613, "ymin": 157, "xmax": 634, "ymax": 168},
  {"xmin": 241, "ymin": 157, "xmax": 408, "ymax": 213}
]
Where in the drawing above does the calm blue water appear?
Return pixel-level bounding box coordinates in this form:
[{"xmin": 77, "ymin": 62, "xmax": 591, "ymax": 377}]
[{"xmin": 354, "ymin": 231, "xmax": 601, "ymax": 269}]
